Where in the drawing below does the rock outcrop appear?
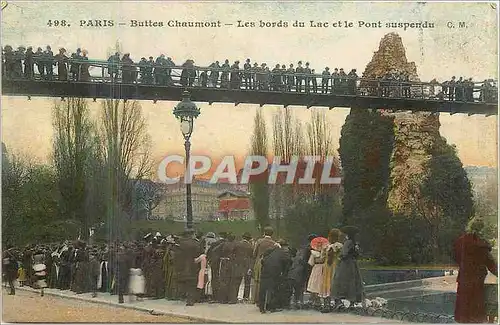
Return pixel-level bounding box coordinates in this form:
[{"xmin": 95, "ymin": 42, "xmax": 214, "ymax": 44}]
[{"xmin": 360, "ymin": 33, "xmax": 445, "ymax": 215}]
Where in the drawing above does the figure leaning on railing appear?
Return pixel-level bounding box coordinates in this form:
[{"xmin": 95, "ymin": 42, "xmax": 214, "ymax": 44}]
[{"xmin": 2, "ymin": 45, "xmax": 497, "ymax": 104}]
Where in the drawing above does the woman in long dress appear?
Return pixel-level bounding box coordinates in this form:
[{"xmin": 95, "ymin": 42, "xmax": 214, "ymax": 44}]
[
  {"xmin": 163, "ymin": 237, "xmax": 178, "ymax": 300},
  {"xmin": 54, "ymin": 48, "xmax": 68, "ymax": 81},
  {"xmin": 32, "ymin": 250, "xmax": 47, "ymax": 297},
  {"xmin": 320, "ymin": 229, "xmax": 343, "ymax": 312},
  {"xmin": 331, "ymin": 226, "xmax": 365, "ymax": 308},
  {"xmin": 79, "ymin": 50, "xmax": 91, "ymax": 82},
  {"xmin": 306, "ymin": 243, "xmax": 325, "ymax": 309}
]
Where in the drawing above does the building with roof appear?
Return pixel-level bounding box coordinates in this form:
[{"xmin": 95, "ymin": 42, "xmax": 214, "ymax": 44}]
[
  {"xmin": 152, "ymin": 176, "xmax": 239, "ymax": 221},
  {"xmin": 217, "ymin": 190, "xmax": 252, "ymax": 221}
]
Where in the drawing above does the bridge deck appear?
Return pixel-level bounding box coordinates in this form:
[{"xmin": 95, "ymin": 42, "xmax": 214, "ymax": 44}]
[{"xmin": 2, "ymin": 79, "xmax": 497, "ymax": 115}]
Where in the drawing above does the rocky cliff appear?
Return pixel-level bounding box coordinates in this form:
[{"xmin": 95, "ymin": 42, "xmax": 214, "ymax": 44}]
[{"xmin": 361, "ymin": 33, "xmax": 449, "ymax": 215}]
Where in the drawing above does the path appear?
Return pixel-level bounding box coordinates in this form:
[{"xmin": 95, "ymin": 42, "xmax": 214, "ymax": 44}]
[
  {"xmin": 11, "ymin": 285, "xmax": 399, "ymax": 323},
  {"xmin": 1, "ymin": 289, "xmax": 193, "ymax": 323}
]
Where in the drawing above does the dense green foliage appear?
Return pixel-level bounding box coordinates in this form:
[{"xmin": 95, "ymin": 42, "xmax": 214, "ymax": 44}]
[
  {"xmin": 338, "ymin": 109, "xmax": 395, "ymax": 259},
  {"xmin": 284, "ymin": 192, "xmax": 343, "ymax": 248},
  {"xmin": 2, "ymin": 155, "xmax": 79, "ymax": 246},
  {"xmin": 339, "ymin": 109, "xmax": 395, "ymax": 224},
  {"xmin": 338, "ymin": 108, "xmax": 478, "ymax": 265}
]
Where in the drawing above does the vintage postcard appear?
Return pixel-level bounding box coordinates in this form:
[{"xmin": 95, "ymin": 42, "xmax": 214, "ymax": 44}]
[{"xmin": 1, "ymin": 1, "xmax": 498, "ymax": 323}]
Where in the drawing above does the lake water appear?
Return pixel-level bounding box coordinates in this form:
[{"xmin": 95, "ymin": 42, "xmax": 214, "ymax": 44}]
[{"xmin": 361, "ymin": 269, "xmax": 455, "ymax": 285}]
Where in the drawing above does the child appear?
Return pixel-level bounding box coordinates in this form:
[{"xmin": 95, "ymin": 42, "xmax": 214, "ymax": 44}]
[{"xmin": 17, "ymin": 262, "xmax": 26, "ymax": 287}]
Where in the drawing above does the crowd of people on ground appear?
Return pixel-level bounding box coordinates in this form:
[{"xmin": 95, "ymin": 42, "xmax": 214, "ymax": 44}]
[
  {"xmin": 2, "ymin": 45, "xmax": 497, "ymax": 103},
  {"xmin": 3, "ymin": 226, "xmax": 367, "ymax": 314},
  {"xmin": 3, "ymin": 221, "xmax": 499, "ymax": 322}
]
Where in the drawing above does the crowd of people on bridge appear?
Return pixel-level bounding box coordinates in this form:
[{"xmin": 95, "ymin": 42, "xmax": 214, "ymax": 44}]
[
  {"xmin": 2, "ymin": 45, "xmax": 497, "ymax": 103},
  {"xmin": 3, "ymin": 226, "xmax": 369, "ymax": 314}
]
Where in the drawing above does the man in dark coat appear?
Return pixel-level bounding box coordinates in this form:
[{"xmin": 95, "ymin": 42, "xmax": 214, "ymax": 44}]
[
  {"xmin": 258, "ymin": 239, "xmax": 292, "ymax": 313},
  {"xmin": 252, "ymin": 227, "xmax": 276, "ymax": 305},
  {"xmin": 58, "ymin": 246, "xmax": 71, "ymax": 290},
  {"xmin": 287, "ymin": 245, "xmax": 310, "ymax": 309},
  {"xmin": 453, "ymin": 219, "xmax": 498, "ymax": 323},
  {"xmin": 149, "ymin": 241, "xmax": 166, "ymax": 299},
  {"xmin": 174, "ymin": 229, "xmax": 203, "ymax": 306},
  {"xmin": 218, "ymin": 233, "xmax": 241, "ymax": 304},
  {"xmin": 72, "ymin": 241, "xmax": 88, "ymax": 294},
  {"xmin": 206, "ymin": 232, "xmax": 226, "ymax": 302},
  {"xmin": 22, "ymin": 246, "xmax": 34, "ymax": 287},
  {"xmin": 3, "ymin": 245, "xmax": 18, "ymax": 295},
  {"xmin": 88, "ymin": 249, "xmax": 100, "ymax": 298},
  {"xmin": 238, "ymin": 232, "xmax": 254, "ymax": 300},
  {"xmin": 116, "ymin": 244, "xmax": 132, "ymax": 303}
]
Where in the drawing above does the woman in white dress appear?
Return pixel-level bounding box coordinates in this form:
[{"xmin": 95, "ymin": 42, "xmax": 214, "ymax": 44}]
[{"xmin": 306, "ymin": 242, "xmax": 326, "ymax": 309}]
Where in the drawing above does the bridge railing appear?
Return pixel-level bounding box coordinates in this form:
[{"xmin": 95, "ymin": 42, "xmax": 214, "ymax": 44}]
[{"xmin": 3, "ymin": 56, "xmax": 498, "ymax": 104}]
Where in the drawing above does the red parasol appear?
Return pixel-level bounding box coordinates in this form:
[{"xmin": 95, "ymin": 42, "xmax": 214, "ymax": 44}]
[{"xmin": 311, "ymin": 237, "xmax": 329, "ymax": 250}]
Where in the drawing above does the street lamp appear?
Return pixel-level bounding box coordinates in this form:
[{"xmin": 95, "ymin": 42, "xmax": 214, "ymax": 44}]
[{"xmin": 173, "ymin": 90, "xmax": 200, "ymax": 230}]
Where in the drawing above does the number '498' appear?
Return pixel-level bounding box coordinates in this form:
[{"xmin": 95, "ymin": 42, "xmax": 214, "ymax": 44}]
[{"xmin": 47, "ymin": 20, "xmax": 68, "ymax": 27}]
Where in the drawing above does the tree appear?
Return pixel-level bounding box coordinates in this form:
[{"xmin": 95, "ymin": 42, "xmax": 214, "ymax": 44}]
[
  {"xmin": 101, "ymin": 99, "xmax": 152, "ymax": 241},
  {"xmin": 338, "ymin": 108, "xmax": 395, "ymax": 224},
  {"xmin": 284, "ymin": 110, "xmax": 343, "ymax": 245},
  {"xmin": 134, "ymin": 180, "xmax": 165, "ymax": 220},
  {"xmin": 271, "ymin": 108, "xmax": 304, "ymax": 237},
  {"xmin": 305, "ymin": 109, "xmax": 341, "ymax": 196},
  {"xmin": 417, "ymin": 140, "xmax": 474, "ymax": 261},
  {"xmin": 52, "ymin": 98, "xmax": 102, "ymax": 240},
  {"xmin": 2, "ymin": 150, "xmax": 68, "ymax": 246},
  {"xmin": 249, "ymin": 108, "xmax": 270, "ymax": 232},
  {"xmin": 2, "ymin": 150, "xmax": 30, "ymax": 246}
]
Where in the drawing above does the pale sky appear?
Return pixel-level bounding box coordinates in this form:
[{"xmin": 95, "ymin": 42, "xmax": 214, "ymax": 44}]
[{"xmin": 1, "ymin": 1, "xmax": 498, "ymax": 175}]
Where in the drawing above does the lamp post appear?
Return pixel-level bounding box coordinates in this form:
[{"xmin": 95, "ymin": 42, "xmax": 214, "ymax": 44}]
[{"xmin": 173, "ymin": 91, "xmax": 200, "ymax": 230}]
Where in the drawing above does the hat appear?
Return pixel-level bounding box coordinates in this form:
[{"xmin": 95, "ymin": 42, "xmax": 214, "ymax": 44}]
[
  {"xmin": 242, "ymin": 232, "xmax": 252, "ymax": 240},
  {"xmin": 206, "ymin": 232, "xmax": 216, "ymax": 239},
  {"xmin": 307, "ymin": 233, "xmax": 318, "ymax": 241},
  {"xmin": 277, "ymin": 239, "xmax": 288, "ymax": 246},
  {"xmin": 155, "ymin": 232, "xmax": 162, "ymax": 237},
  {"xmin": 340, "ymin": 225, "xmax": 359, "ymax": 237}
]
